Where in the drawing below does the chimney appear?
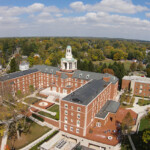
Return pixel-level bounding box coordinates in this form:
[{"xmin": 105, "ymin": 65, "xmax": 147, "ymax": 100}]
[{"xmin": 103, "ymin": 77, "xmax": 110, "ymax": 82}]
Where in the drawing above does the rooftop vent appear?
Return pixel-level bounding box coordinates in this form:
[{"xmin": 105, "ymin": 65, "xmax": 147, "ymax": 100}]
[
  {"xmin": 50, "ymin": 69, "xmax": 53, "ymax": 73},
  {"xmin": 79, "ymin": 73, "xmax": 82, "ymax": 78},
  {"xmin": 86, "ymin": 74, "xmax": 89, "ymax": 79},
  {"xmin": 72, "ymin": 98, "xmax": 81, "ymax": 103}
]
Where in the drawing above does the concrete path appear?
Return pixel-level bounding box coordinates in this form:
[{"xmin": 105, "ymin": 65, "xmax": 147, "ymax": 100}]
[
  {"xmin": 128, "ymin": 135, "xmax": 136, "ymax": 150},
  {"xmin": 20, "ymin": 128, "xmax": 58, "ymax": 150},
  {"xmin": 1, "ymin": 128, "xmax": 8, "ymax": 150}
]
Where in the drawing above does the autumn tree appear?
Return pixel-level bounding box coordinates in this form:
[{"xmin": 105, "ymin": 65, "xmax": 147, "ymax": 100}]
[
  {"xmin": 103, "ymin": 68, "xmax": 114, "ymax": 75},
  {"xmin": 142, "ymin": 130, "xmax": 150, "ymax": 144},
  {"xmin": 121, "ymin": 112, "xmax": 133, "ymax": 135}
]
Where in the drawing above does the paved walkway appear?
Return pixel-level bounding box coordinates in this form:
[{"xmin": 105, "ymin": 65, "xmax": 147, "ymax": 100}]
[
  {"xmin": 21, "ymin": 128, "xmax": 58, "ymax": 150},
  {"xmin": 1, "ymin": 128, "xmax": 8, "ymax": 150},
  {"xmin": 128, "ymin": 135, "xmax": 136, "ymax": 150}
]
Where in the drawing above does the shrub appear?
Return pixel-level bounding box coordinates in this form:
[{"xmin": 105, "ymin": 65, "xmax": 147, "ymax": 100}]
[
  {"xmin": 32, "ymin": 114, "xmax": 44, "ymax": 122},
  {"xmin": 30, "ymin": 130, "xmax": 59, "ymax": 150}
]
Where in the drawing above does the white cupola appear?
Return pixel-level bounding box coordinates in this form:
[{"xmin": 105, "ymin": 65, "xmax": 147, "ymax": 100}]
[{"xmin": 61, "ymin": 45, "xmax": 77, "ymax": 72}]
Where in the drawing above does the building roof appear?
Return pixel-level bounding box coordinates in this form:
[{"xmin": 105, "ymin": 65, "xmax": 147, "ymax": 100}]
[
  {"xmin": 95, "ymin": 100, "xmax": 120, "ymax": 119},
  {"xmin": 0, "ymin": 68, "xmax": 38, "ymax": 81},
  {"xmin": 123, "ymin": 75, "xmax": 150, "ymax": 83},
  {"xmin": 32, "ymin": 65, "xmax": 59, "ymax": 75},
  {"xmin": 20, "ymin": 61, "xmax": 29, "ymax": 66},
  {"xmin": 62, "ymin": 79, "xmax": 110, "ymax": 105},
  {"xmin": 73, "ymin": 70, "xmax": 118, "ymax": 84},
  {"xmin": 61, "ymin": 73, "xmax": 68, "ymax": 79}
]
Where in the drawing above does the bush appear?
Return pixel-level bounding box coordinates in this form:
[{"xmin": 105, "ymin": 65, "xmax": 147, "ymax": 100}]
[
  {"xmin": 30, "ymin": 130, "xmax": 59, "ymax": 150},
  {"xmin": 32, "ymin": 114, "xmax": 44, "ymax": 122}
]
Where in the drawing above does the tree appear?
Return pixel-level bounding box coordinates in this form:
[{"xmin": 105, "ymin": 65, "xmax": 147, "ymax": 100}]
[
  {"xmin": 130, "ymin": 62, "xmax": 137, "ymax": 72},
  {"xmin": 137, "ymin": 62, "xmax": 143, "ymax": 71},
  {"xmin": 103, "ymin": 68, "xmax": 114, "ymax": 75},
  {"xmin": 10, "ymin": 58, "xmax": 18, "ymax": 73},
  {"xmin": 146, "ymin": 68, "xmax": 150, "ymax": 77},
  {"xmin": 29, "ymin": 85, "xmax": 34, "ymax": 94},
  {"xmin": 142, "ymin": 130, "xmax": 150, "ymax": 144},
  {"xmin": 121, "ymin": 112, "xmax": 133, "ymax": 135}
]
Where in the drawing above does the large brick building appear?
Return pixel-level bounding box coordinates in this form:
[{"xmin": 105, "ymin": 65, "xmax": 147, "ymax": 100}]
[
  {"xmin": 0, "ymin": 46, "xmax": 137, "ymax": 149},
  {"xmin": 122, "ymin": 76, "xmax": 150, "ymax": 97}
]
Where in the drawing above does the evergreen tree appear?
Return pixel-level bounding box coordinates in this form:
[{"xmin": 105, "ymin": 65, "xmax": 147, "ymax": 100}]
[{"xmin": 10, "ymin": 58, "xmax": 18, "ymax": 73}]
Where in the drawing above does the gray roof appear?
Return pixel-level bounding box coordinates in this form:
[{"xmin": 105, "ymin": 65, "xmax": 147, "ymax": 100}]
[
  {"xmin": 32, "ymin": 65, "xmax": 59, "ymax": 75},
  {"xmin": 20, "ymin": 61, "xmax": 29, "ymax": 66},
  {"xmin": 0, "ymin": 69, "xmax": 38, "ymax": 81},
  {"xmin": 61, "ymin": 73, "xmax": 68, "ymax": 79},
  {"xmin": 95, "ymin": 100, "xmax": 120, "ymax": 119},
  {"xmin": 62, "ymin": 79, "xmax": 110, "ymax": 105},
  {"xmin": 73, "ymin": 70, "xmax": 118, "ymax": 84}
]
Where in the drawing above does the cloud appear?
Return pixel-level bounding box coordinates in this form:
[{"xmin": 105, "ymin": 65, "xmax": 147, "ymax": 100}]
[
  {"xmin": 146, "ymin": 13, "xmax": 150, "ymax": 17},
  {"xmin": 0, "ymin": 1, "xmax": 150, "ymax": 40},
  {"xmin": 70, "ymin": 0, "xmax": 149, "ymax": 14}
]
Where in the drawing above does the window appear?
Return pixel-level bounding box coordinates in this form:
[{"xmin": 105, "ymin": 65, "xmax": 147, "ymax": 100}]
[
  {"xmin": 64, "ymin": 104, "xmax": 68, "ymax": 109},
  {"xmin": 71, "ymin": 106, "xmax": 74, "ymax": 109},
  {"xmin": 75, "ymin": 79, "xmax": 78, "ymax": 82},
  {"xmin": 77, "ymin": 120, "xmax": 80, "ymax": 127},
  {"xmin": 70, "ymin": 127, "xmax": 73, "ymax": 132},
  {"xmin": 96, "ymin": 122, "xmax": 101, "ymax": 127},
  {"xmin": 77, "ymin": 107, "xmax": 81, "ymax": 112},
  {"xmin": 71, "ymin": 112, "xmax": 74, "ymax": 116},
  {"xmin": 64, "ymin": 125, "xmax": 67, "ymax": 131},
  {"xmin": 76, "ymin": 128, "xmax": 79, "ymax": 133},
  {"xmin": 65, "ymin": 110, "xmax": 68, "ymax": 115},
  {"xmin": 75, "ymin": 83, "xmax": 77, "ymax": 87},
  {"xmin": 64, "ymin": 116, "xmax": 68, "ymax": 123},
  {"xmin": 71, "ymin": 119, "xmax": 73, "ymax": 123},
  {"xmin": 77, "ymin": 114, "xmax": 80, "ymax": 119}
]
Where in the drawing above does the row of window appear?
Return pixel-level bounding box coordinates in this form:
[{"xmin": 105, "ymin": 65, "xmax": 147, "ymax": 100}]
[
  {"xmin": 64, "ymin": 104, "xmax": 81, "ymax": 112},
  {"xmin": 64, "ymin": 125, "xmax": 80, "ymax": 133}
]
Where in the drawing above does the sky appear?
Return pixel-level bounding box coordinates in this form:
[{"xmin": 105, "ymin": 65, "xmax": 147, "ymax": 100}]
[{"xmin": 0, "ymin": 0, "xmax": 150, "ymax": 41}]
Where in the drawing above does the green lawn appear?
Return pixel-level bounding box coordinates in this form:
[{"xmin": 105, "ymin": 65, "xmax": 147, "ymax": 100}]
[
  {"xmin": 38, "ymin": 111, "xmax": 59, "ymax": 120},
  {"xmin": 138, "ymin": 99, "xmax": 150, "ymax": 106},
  {"xmin": 93, "ymin": 59, "xmax": 132, "ymax": 71},
  {"xmin": 7, "ymin": 119, "xmax": 50, "ymax": 149},
  {"xmin": 24, "ymin": 97, "xmax": 40, "ymax": 104},
  {"xmin": 131, "ymin": 116, "xmax": 150, "ymax": 150},
  {"xmin": 47, "ymin": 104, "xmax": 59, "ymax": 113},
  {"xmin": 139, "ymin": 117, "xmax": 150, "ymax": 131}
]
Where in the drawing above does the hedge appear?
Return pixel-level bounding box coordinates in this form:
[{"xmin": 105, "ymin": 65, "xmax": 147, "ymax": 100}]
[
  {"xmin": 30, "ymin": 130, "xmax": 59, "ymax": 150},
  {"xmin": 32, "ymin": 114, "xmax": 44, "ymax": 122}
]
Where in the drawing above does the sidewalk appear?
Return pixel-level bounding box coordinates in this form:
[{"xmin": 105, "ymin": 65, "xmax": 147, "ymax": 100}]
[{"xmin": 1, "ymin": 128, "xmax": 8, "ymax": 150}]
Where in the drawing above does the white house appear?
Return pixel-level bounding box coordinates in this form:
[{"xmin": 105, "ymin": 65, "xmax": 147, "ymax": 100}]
[{"xmin": 19, "ymin": 61, "xmax": 29, "ymax": 71}]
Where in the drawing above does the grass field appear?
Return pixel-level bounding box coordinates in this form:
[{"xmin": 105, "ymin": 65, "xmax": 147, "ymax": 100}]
[
  {"xmin": 24, "ymin": 97, "xmax": 40, "ymax": 104},
  {"xmin": 93, "ymin": 59, "xmax": 132, "ymax": 71},
  {"xmin": 131, "ymin": 116, "xmax": 150, "ymax": 150},
  {"xmin": 47, "ymin": 104, "xmax": 59, "ymax": 113},
  {"xmin": 38, "ymin": 111, "xmax": 59, "ymax": 120},
  {"xmin": 138, "ymin": 99, "xmax": 150, "ymax": 106},
  {"xmin": 139, "ymin": 117, "xmax": 150, "ymax": 131},
  {"xmin": 7, "ymin": 119, "xmax": 50, "ymax": 149}
]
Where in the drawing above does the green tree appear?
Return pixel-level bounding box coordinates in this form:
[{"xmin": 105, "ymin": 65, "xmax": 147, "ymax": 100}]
[
  {"xmin": 10, "ymin": 58, "xmax": 18, "ymax": 73},
  {"xmin": 130, "ymin": 62, "xmax": 137, "ymax": 72},
  {"xmin": 146, "ymin": 68, "xmax": 150, "ymax": 77}
]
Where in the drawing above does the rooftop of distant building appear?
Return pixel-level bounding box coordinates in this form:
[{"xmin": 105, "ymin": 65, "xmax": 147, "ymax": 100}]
[{"xmin": 123, "ymin": 75, "xmax": 150, "ymax": 83}]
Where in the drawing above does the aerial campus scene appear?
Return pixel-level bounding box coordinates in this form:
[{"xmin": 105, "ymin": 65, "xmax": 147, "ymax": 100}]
[{"xmin": 0, "ymin": 0, "xmax": 150, "ymax": 150}]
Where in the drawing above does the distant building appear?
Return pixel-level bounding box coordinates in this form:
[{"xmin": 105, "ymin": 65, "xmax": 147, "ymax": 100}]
[
  {"xmin": 22, "ymin": 55, "xmax": 28, "ymax": 59},
  {"xmin": 34, "ymin": 54, "xmax": 40, "ymax": 58},
  {"xmin": 122, "ymin": 76, "xmax": 150, "ymax": 97},
  {"xmin": 0, "ymin": 63, "xmax": 2, "ymax": 70},
  {"xmin": 132, "ymin": 59, "xmax": 137, "ymax": 63},
  {"xmin": 146, "ymin": 49, "xmax": 150, "ymax": 55},
  {"xmin": 19, "ymin": 61, "xmax": 29, "ymax": 71}
]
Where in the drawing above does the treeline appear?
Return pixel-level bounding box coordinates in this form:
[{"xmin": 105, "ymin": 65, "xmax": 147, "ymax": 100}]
[{"xmin": 0, "ymin": 37, "xmax": 149, "ymax": 68}]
